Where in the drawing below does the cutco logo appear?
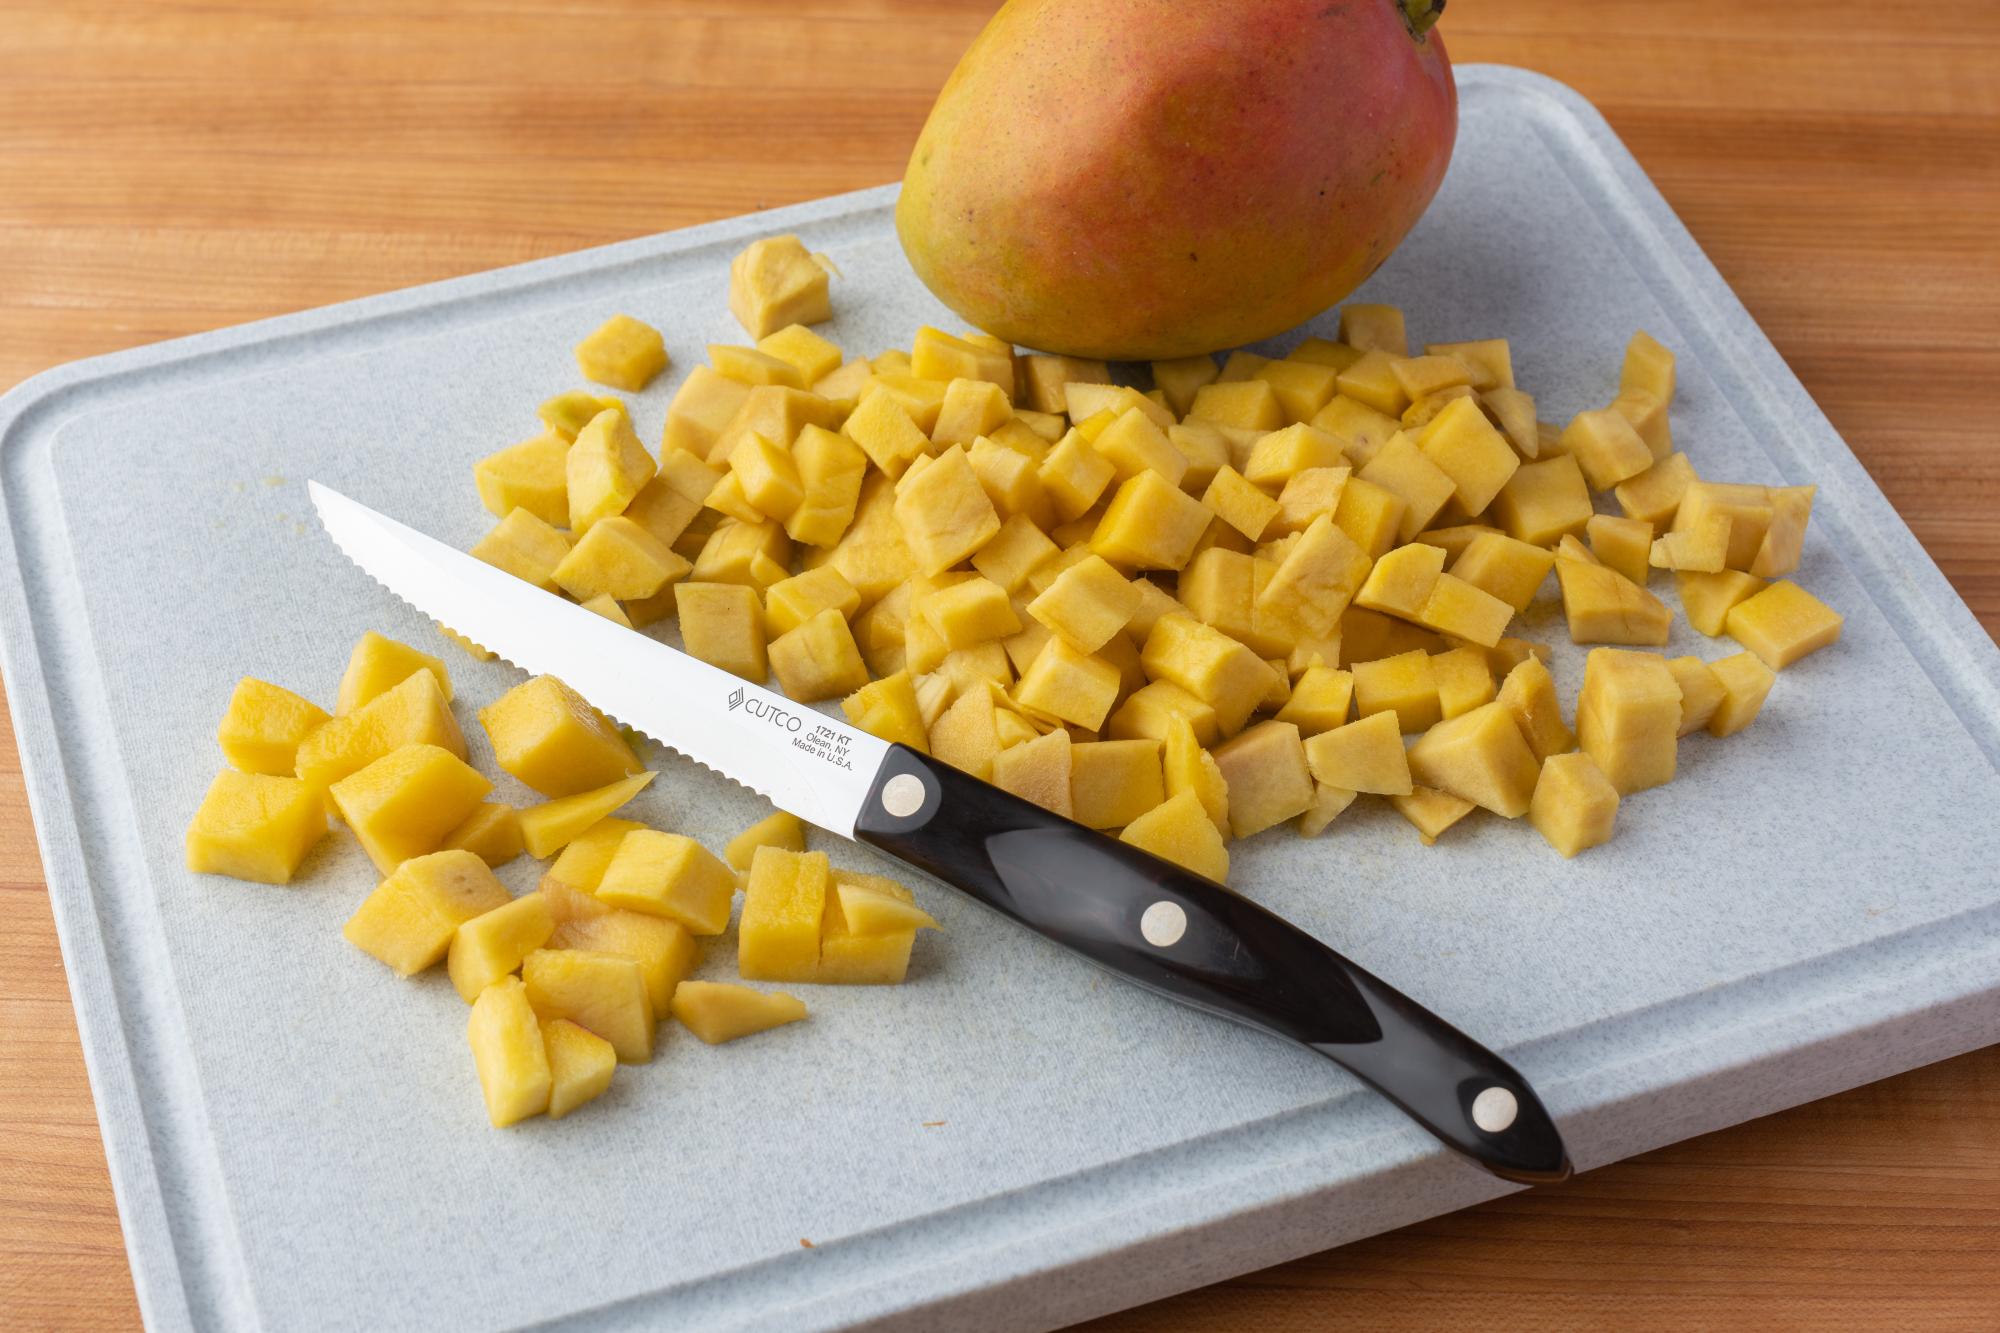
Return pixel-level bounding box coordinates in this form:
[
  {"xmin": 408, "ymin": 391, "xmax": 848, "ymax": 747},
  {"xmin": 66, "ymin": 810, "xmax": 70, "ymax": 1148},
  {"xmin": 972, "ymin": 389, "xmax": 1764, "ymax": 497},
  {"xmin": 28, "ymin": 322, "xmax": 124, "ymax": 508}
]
[{"xmin": 727, "ymin": 686, "xmax": 803, "ymax": 732}]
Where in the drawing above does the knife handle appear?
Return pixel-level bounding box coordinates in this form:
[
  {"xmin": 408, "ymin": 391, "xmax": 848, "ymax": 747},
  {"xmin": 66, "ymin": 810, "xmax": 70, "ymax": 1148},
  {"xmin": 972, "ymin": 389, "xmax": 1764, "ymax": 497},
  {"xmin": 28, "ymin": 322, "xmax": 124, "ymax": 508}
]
[{"xmin": 853, "ymin": 745, "xmax": 1571, "ymax": 1184}]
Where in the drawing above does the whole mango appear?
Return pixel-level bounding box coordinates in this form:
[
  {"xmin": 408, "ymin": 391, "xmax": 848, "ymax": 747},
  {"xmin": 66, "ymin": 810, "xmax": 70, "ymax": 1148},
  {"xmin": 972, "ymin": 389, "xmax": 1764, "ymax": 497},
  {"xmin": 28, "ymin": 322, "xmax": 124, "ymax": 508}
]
[{"xmin": 897, "ymin": 0, "xmax": 1456, "ymax": 360}]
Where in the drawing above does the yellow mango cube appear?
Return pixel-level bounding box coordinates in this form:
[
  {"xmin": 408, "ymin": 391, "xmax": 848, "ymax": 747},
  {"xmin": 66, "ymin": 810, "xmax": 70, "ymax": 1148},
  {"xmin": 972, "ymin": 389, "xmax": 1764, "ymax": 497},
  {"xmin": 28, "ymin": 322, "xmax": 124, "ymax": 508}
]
[
  {"xmin": 893, "ymin": 444, "xmax": 1002, "ymax": 575},
  {"xmin": 1707, "ymin": 651, "xmax": 1777, "ymax": 735},
  {"xmin": 968, "ymin": 437, "xmax": 1051, "ymax": 528},
  {"xmin": 471, "ymin": 507, "xmax": 571, "ymax": 592},
  {"xmin": 992, "ymin": 726, "xmax": 1074, "ymax": 815},
  {"xmin": 932, "ymin": 376, "xmax": 1012, "ymax": 447},
  {"xmin": 912, "ymin": 326, "xmax": 1013, "ymax": 393},
  {"xmin": 785, "ymin": 424, "xmax": 868, "ymax": 547},
  {"xmin": 1577, "ymin": 648, "xmax": 1681, "ymax": 794},
  {"xmin": 1725, "ymin": 580, "xmax": 1843, "ymax": 668},
  {"xmin": 1312, "ymin": 394, "xmax": 1402, "ymax": 466},
  {"xmin": 1303, "ymin": 710, "xmax": 1412, "ymax": 795},
  {"xmin": 1407, "ymin": 701, "xmax": 1540, "ymax": 818},
  {"xmin": 691, "ymin": 516, "xmax": 792, "ymax": 591},
  {"xmin": 441, "ymin": 802, "xmax": 524, "ymax": 868},
  {"xmin": 576, "ymin": 313, "xmax": 668, "ymax": 392},
  {"xmin": 729, "ymin": 235, "xmax": 832, "ymax": 339},
  {"xmin": 1430, "ymin": 647, "xmax": 1496, "ymax": 720},
  {"xmin": 1188, "ymin": 380, "xmax": 1284, "ymax": 432},
  {"xmin": 1556, "ymin": 554, "xmax": 1672, "ymax": 646},
  {"xmin": 1086, "ymin": 408, "xmax": 1186, "ymax": 488},
  {"xmin": 1528, "ymin": 752, "xmax": 1620, "ymax": 858},
  {"xmin": 1108, "ymin": 679, "xmax": 1219, "ymax": 748},
  {"xmin": 724, "ymin": 811, "xmax": 806, "ymax": 871},
  {"xmin": 1355, "ymin": 542, "xmax": 1445, "ymax": 619},
  {"xmin": 755, "ymin": 322, "xmax": 843, "ymax": 385},
  {"xmin": 568, "ymin": 407, "xmax": 657, "ymax": 535},
  {"xmin": 467, "ymin": 976, "xmax": 551, "ymax": 1127},
  {"xmin": 1413, "ymin": 573, "xmax": 1514, "ymax": 649},
  {"xmin": 816, "ymin": 871, "xmax": 921, "ymax": 984},
  {"xmin": 332, "ymin": 744, "xmax": 493, "ymax": 874},
  {"xmin": 970, "ymin": 514, "xmax": 1058, "ymax": 594},
  {"xmin": 517, "ymin": 771, "xmax": 656, "ymax": 860},
  {"xmin": 1140, "ymin": 615, "xmax": 1270, "ymax": 737},
  {"xmin": 835, "ymin": 878, "xmax": 938, "ymax": 935},
  {"xmin": 1352, "ymin": 648, "xmax": 1441, "ymax": 733},
  {"xmin": 1613, "ymin": 451, "xmax": 1697, "ymax": 529},
  {"xmin": 597, "ymin": 829, "xmax": 736, "ymax": 934},
  {"xmin": 1257, "ymin": 514, "xmax": 1371, "ymax": 639},
  {"xmin": 1331, "ymin": 475, "xmax": 1407, "ymax": 558},
  {"xmin": 1027, "ymin": 554, "xmax": 1139, "ymax": 655},
  {"xmin": 1015, "ymin": 638, "xmax": 1123, "ymax": 731},
  {"xmin": 1676, "ymin": 569, "xmax": 1767, "ymax": 636},
  {"xmin": 553, "ymin": 516, "xmax": 689, "ymax": 604},
  {"xmin": 218, "ymin": 678, "xmax": 329, "ymax": 776},
  {"xmin": 1271, "ymin": 466, "xmax": 1351, "ymax": 537},
  {"xmin": 929, "ymin": 682, "xmax": 1002, "ymax": 778},
  {"xmin": 1202, "ymin": 466, "xmax": 1279, "ymax": 541},
  {"xmin": 1356, "ymin": 433, "xmax": 1454, "ymax": 541},
  {"xmin": 479, "ymin": 675, "xmax": 640, "ymax": 797},
  {"xmin": 676, "ymin": 581, "xmax": 770, "ymax": 683},
  {"xmin": 542, "ymin": 817, "xmax": 643, "ymax": 895},
  {"xmin": 1255, "ymin": 357, "xmax": 1343, "ymax": 423},
  {"xmin": 725, "ymin": 431, "xmax": 806, "ymax": 522},
  {"xmin": 1427, "ymin": 338, "xmax": 1514, "ymax": 390},
  {"xmin": 1298, "ymin": 782, "xmax": 1359, "ymax": 837},
  {"xmin": 1210, "ymin": 720, "xmax": 1314, "ymax": 838},
  {"xmin": 1020, "ymin": 353, "xmax": 1110, "ymax": 414},
  {"xmin": 344, "ymin": 849, "xmax": 510, "ymax": 975},
  {"xmin": 539, "ymin": 390, "xmax": 624, "ymax": 443},
  {"xmin": 763, "ymin": 565, "xmax": 860, "ymax": 638},
  {"xmin": 919, "ymin": 576, "xmax": 1021, "ymax": 650},
  {"xmin": 769, "ymin": 607, "xmax": 870, "ymax": 703},
  {"xmin": 1416, "ymin": 396, "xmax": 1518, "ymax": 515},
  {"xmin": 1449, "ymin": 533, "xmax": 1555, "ymax": 613},
  {"xmin": 543, "ymin": 1019, "xmax": 617, "ymax": 1120},
  {"xmin": 1496, "ymin": 656, "xmax": 1575, "ymax": 761},
  {"xmin": 1334, "ymin": 349, "xmax": 1410, "ymax": 417},
  {"xmin": 1489, "ymin": 454, "xmax": 1593, "ymax": 547},
  {"xmin": 1750, "ymin": 485, "xmax": 1816, "ymax": 579},
  {"xmin": 1649, "ymin": 512, "xmax": 1729, "ymax": 574},
  {"xmin": 1610, "ymin": 387, "xmax": 1671, "ymax": 461},
  {"xmin": 1674, "ymin": 481, "xmax": 1774, "ymax": 571},
  {"xmin": 1389, "ymin": 786, "xmax": 1476, "ymax": 844},
  {"xmin": 184, "ymin": 769, "xmax": 326, "ymax": 883},
  {"xmin": 1587, "ymin": 514, "xmax": 1653, "ymax": 585},
  {"xmin": 549, "ymin": 905, "xmax": 698, "ymax": 1016},
  {"xmin": 739, "ymin": 846, "xmax": 830, "ymax": 982},
  {"xmin": 475, "ymin": 431, "xmax": 569, "ymax": 528},
  {"xmin": 523, "ymin": 948, "xmax": 654, "ymax": 1063},
  {"xmin": 1070, "ymin": 739, "xmax": 1165, "ymax": 829},
  {"xmin": 671, "ymin": 981, "xmax": 809, "ymax": 1044},
  {"xmin": 335, "ymin": 631, "xmax": 450, "ymax": 718},
  {"xmin": 1158, "ymin": 715, "xmax": 1228, "ymax": 836},
  {"xmin": 1120, "ymin": 792, "xmax": 1230, "ymax": 882},
  {"xmin": 1091, "ymin": 469, "xmax": 1212, "ymax": 572},
  {"xmin": 662, "ymin": 367, "xmax": 751, "ymax": 458},
  {"xmin": 296, "ymin": 668, "xmax": 466, "ymax": 792},
  {"xmin": 1288, "ymin": 337, "xmax": 1363, "ymax": 371},
  {"xmin": 1562, "ymin": 408, "xmax": 1653, "ymax": 492},
  {"xmin": 1273, "ymin": 664, "xmax": 1354, "ymax": 735},
  {"xmin": 1037, "ymin": 429, "xmax": 1118, "ymax": 522},
  {"xmin": 1242, "ymin": 424, "xmax": 1345, "ymax": 489},
  {"xmin": 1621, "ymin": 330, "xmax": 1676, "ymax": 401},
  {"xmin": 1339, "ymin": 304, "xmax": 1408, "ymax": 356},
  {"xmin": 448, "ymin": 892, "xmax": 557, "ymax": 1002},
  {"xmin": 1667, "ymin": 656, "xmax": 1726, "ymax": 737},
  {"xmin": 842, "ymin": 671, "xmax": 929, "ymax": 751},
  {"xmin": 1152, "ymin": 353, "xmax": 1220, "ymax": 415}
]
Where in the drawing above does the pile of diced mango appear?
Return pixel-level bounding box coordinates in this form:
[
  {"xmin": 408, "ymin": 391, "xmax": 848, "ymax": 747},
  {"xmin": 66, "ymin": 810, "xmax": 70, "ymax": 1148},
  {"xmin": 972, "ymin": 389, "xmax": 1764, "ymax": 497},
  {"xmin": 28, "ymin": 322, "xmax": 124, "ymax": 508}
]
[
  {"xmin": 464, "ymin": 235, "xmax": 1840, "ymax": 867},
  {"xmin": 185, "ymin": 630, "xmax": 939, "ymax": 1128}
]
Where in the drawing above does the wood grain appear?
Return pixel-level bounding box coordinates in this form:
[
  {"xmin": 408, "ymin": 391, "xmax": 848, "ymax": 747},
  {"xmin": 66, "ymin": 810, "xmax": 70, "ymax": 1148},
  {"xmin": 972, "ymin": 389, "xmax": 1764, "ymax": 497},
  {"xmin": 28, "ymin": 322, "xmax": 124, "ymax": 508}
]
[{"xmin": 1, "ymin": 2, "xmax": 1995, "ymax": 1328}]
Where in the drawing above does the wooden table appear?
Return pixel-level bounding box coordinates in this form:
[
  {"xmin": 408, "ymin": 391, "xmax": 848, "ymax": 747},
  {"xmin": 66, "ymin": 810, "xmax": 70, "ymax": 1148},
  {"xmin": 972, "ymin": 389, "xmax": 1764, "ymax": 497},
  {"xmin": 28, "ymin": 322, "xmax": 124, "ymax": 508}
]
[{"xmin": 3, "ymin": 1, "xmax": 1995, "ymax": 1327}]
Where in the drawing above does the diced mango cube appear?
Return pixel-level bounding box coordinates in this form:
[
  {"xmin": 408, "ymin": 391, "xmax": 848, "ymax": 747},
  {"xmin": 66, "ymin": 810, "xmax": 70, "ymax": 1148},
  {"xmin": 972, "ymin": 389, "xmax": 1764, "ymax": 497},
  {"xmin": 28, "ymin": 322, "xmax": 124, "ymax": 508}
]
[
  {"xmin": 1750, "ymin": 485, "xmax": 1816, "ymax": 580},
  {"xmin": 725, "ymin": 811, "xmax": 806, "ymax": 872},
  {"xmin": 1188, "ymin": 380, "xmax": 1284, "ymax": 432},
  {"xmin": 1202, "ymin": 466, "xmax": 1279, "ymax": 541},
  {"xmin": 1416, "ymin": 396, "xmax": 1518, "ymax": 514},
  {"xmin": 1556, "ymin": 553, "xmax": 1672, "ymax": 646},
  {"xmin": 1613, "ymin": 451, "xmax": 1697, "ymax": 529},
  {"xmin": 1413, "ymin": 574, "xmax": 1514, "ymax": 649},
  {"xmin": 1576, "ymin": 648, "xmax": 1680, "ymax": 794},
  {"xmin": 1334, "ymin": 349, "xmax": 1411, "ymax": 417},
  {"xmin": 1562, "ymin": 408, "xmax": 1653, "ymax": 491},
  {"xmin": 739, "ymin": 846, "xmax": 829, "ymax": 982},
  {"xmin": 1725, "ymin": 580, "xmax": 1843, "ymax": 669},
  {"xmin": 1209, "ymin": 720, "xmax": 1314, "ymax": 838},
  {"xmin": 1027, "ymin": 554, "xmax": 1140, "ymax": 655},
  {"xmin": 568, "ymin": 407, "xmax": 657, "ymax": 535},
  {"xmin": 1303, "ymin": 709, "xmax": 1411, "ymax": 795},
  {"xmin": 1406, "ymin": 701, "xmax": 1540, "ymax": 818},
  {"xmin": 468, "ymin": 977, "xmax": 551, "ymax": 1127},
  {"xmin": 218, "ymin": 677, "xmax": 330, "ymax": 776},
  {"xmin": 1069, "ymin": 739, "xmax": 1164, "ymax": 829},
  {"xmin": 1331, "ymin": 475, "xmax": 1406, "ymax": 558},
  {"xmin": 1430, "ymin": 647, "xmax": 1496, "ymax": 720},
  {"xmin": 892, "ymin": 444, "xmax": 1001, "ymax": 574},
  {"xmin": 1450, "ymin": 533, "xmax": 1554, "ymax": 613},
  {"xmin": 1140, "ymin": 615, "xmax": 1270, "ymax": 738},
  {"xmin": 913, "ymin": 326, "xmax": 1013, "ymax": 393},
  {"xmin": 184, "ymin": 769, "xmax": 326, "ymax": 883},
  {"xmin": 471, "ymin": 507, "xmax": 572, "ymax": 591},
  {"xmin": 1091, "ymin": 470, "xmax": 1211, "ymax": 571},
  {"xmin": 331, "ymin": 744, "xmax": 492, "ymax": 874},
  {"xmin": 479, "ymin": 675, "xmax": 640, "ymax": 797},
  {"xmin": 542, "ymin": 817, "xmax": 643, "ymax": 893},
  {"xmin": 1255, "ymin": 357, "xmax": 1343, "ymax": 423},
  {"xmin": 1273, "ymin": 664, "xmax": 1354, "ymax": 735},
  {"xmin": 840, "ymin": 670, "xmax": 929, "ymax": 752},
  {"xmin": 1667, "ymin": 656, "xmax": 1726, "ymax": 737},
  {"xmin": 552, "ymin": 516, "xmax": 689, "ymax": 604},
  {"xmin": 1339, "ymin": 304, "xmax": 1408, "ymax": 356},
  {"xmin": 475, "ymin": 432, "xmax": 569, "ymax": 528},
  {"xmin": 1676, "ymin": 568, "xmax": 1768, "ymax": 637},
  {"xmin": 1120, "ymin": 792, "xmax": 1230, "ymax": 881},
  {"xmin": 1489, "ymin": 454, "xmax": 1593, "ymax": 547},
  {"xmin": 542, "ymin": 1019, "xmax": 616, "ymax": 1120},
  {"xmin": 676, "ymin": 581, "xmax": 770, "ymax": 683},
  {"xmin": 1108, "ymin": 679, "xmax": 1219, "ymax": 748},
  {"xmin": 1037, "ymin": 429, "xmax": 1118, "ymax": 522},
  {"xmin": 1496, "ymin": 656, "xmax": 1575, "ymax": 762},
  {"xmin": 1298, "ymin": 781, "xmax": 1359, "ymax": 836},
  {"xmin": 447, "ymin": 892, "xmax": 557, "ymax": 1002},
  {"xmin": 576, "ymin": 313, "xmax": 668, "ymax": 392},
  {"xmin": 1621, "ymin": 330, "xmax": 1676, "ymax": 401},
  {"xmin": 1257, "ymin": 515, "xmax": 1371, "ymax": 640},
  {"xmin": 523, "ymin": 948, "xmax": 654, "ymax": 1063},
  {"xmin": 1528, "ymin": 752, "xmax": 1620, "ymax": 857},
  {"xmin": 670, "ymin": 981, "xmax": 809, "ymax": 1044},
  {"xmin": 992, "ymin": 726, "xmax": 1073, "ymax": 816},
  {"xmin": 1356, "ymin": 433, "xmax": 1454, "ymax": 541},
  {"xmin": 918, "ymin": 576, "xmax": 1021, "ymax": 651},
  {"xmin": 345, "ymin": 849, "xmax": 510, "ymax": 974},
  {"xmin": 540, "ymin": 391, "xmax": 624, "ymax": 443},
  {"xmin": 440, "ymin": 802, "xmax": 524, "ymax": 868},
  {"xmin": 596, "ymin": 829, "xmax": 735, "ymax": 934},
  {"xmin": 1674, "ymin": 481, "xmax": 1774, "ymax": 571},
  {"xmin": 729, "ymin": 235, "xmax": 832, "ymax": 339},
  {"xmin": 1015, "ymin": 638, "xmax": 1123, "ymax": 731},
  {"xmin": 548, "ymin": 905, "xmax": 697, "ymax": 1016},
  {"xmin": 1388, "ymin": 786, "xmax": 1476, "ymax": 844},
  {"xmin": 768, "ymin": 607, "xmax": 870, "ymax": 703},
  {"xmin": 518, "ymin": 771, "xmax": 656, "ymax": 860},
  {"xmin": 1587, "ymin": 514, "xmax": 1653, "ymax": 585},
  {"xmin": 1707, "ymin": 651, "xmax": 1777, "ymax": 735},
  {"xmin": 1151, "ymin": 354, "xmax": 1220, "ymax": 415},
  {"xmin": 816, "ymin": 871, "xmax": 921, "ymax": 984},
  {"xmin": 662, "ymin": 367, "xmax": 752, "ymax": 458},
  {"xmin": 1351, "ymin": 649, "xmax": 1440, "ymax": 734}
]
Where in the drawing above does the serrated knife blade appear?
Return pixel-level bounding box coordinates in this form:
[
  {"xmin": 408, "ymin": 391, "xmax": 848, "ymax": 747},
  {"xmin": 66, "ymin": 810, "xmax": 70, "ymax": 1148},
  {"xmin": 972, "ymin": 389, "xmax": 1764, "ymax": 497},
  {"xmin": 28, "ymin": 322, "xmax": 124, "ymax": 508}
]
[{"xmin": 307, "ymin": 481, "xmax": 889, "ymax": 836}]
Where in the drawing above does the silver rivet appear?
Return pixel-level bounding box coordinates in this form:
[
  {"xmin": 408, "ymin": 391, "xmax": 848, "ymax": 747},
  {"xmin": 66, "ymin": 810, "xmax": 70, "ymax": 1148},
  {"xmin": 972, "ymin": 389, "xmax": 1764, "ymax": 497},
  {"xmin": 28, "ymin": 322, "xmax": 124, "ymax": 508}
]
[
  {"xmin": 880, "ymin": 773, "xmax": 926, "ymax": 818},
  {"xmin": 1471, "ymin": 1086, "xmax": 1518, "ymax": 1133},
  {"xmin": 1139, "ymin": 900, "xmax": 1187, "ymax": 948}
]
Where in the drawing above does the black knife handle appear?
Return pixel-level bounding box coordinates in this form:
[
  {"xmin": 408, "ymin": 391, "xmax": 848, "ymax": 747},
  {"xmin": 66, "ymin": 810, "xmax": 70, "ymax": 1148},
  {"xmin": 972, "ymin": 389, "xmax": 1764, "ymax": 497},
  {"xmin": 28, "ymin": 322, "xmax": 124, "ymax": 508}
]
[{"xmin": 853, "ymin": 745, "xmax": 1571, "ymax": 1184}]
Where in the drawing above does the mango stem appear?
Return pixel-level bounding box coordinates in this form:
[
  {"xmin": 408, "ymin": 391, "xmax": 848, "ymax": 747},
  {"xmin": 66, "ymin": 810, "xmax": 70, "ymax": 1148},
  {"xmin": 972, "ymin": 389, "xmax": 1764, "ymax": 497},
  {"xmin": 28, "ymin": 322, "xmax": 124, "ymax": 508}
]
[{"xmin": 1401, "ymin": 0, "xmax": 1446, "ymax": 40}]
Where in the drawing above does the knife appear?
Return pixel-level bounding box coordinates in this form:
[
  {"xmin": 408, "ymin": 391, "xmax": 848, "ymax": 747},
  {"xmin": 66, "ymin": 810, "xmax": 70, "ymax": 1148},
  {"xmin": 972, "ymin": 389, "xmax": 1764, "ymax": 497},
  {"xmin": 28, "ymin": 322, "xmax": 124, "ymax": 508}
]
[{"xmin": 309, "ymin": 481, "xmax": 1571, "ymax": 1184}]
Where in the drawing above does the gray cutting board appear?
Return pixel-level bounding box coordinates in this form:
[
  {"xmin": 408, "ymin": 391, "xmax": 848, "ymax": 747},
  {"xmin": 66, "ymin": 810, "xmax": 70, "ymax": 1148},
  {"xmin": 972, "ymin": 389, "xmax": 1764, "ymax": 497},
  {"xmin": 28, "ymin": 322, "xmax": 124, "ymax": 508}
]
[{"xmin": 1, "ymin": 66, "xmax": 1996, "ymax": 1333}]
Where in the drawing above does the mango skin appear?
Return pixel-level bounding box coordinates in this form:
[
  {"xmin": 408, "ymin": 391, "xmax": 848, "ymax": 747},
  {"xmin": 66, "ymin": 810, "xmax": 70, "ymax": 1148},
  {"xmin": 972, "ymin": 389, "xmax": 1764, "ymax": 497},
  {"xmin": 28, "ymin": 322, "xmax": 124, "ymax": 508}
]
[{"xmin": 897, "ymin": 0, "xmax": 1457, "ymax": 360}]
